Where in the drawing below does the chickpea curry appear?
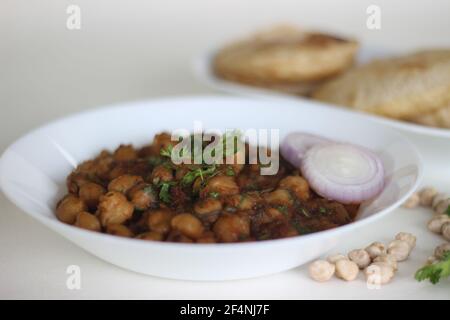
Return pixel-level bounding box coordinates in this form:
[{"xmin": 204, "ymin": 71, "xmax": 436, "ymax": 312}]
[{"xmin": 56, "ymin": 132, "xmax": 359, "ymax": 243}]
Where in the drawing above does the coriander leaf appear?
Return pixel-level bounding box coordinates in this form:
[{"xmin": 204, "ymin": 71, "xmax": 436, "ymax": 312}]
[
  {"xmin": 181, "ymin": 165, "xmax": 216, "ymax": 186},
  {"xmin": 148, "ymin": 155, "xmax": 163, "ymax": 167},
  {"xmin": 415, "ymin": 251, "xmax": 450, "ymax": 284},
  {"xmin": 445, "ymin": 204, "xmax": 450, "ymax": 217},
  {"xmin": 158, "ymin": 181, "xmax": 176, "ymax": 203},
  {"xmin": 160, "ymin": 145, "xmax": 173, "ymax": 158}
]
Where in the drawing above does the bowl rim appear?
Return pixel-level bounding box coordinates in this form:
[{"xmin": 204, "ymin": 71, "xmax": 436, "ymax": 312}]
[{"xmin": 0, "ymin": 95, "xmax": 424, "ymax": 250}]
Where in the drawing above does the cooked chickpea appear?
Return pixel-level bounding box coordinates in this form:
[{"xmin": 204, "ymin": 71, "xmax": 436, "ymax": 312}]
[
  {"xmin": 335, "ymin": 259, "xmax": 359, "ymax": 281},
  {"xmin": 365, "ymin": 262, "xmax": 395, "ymax": 285},
  {"xmin": 147, "ymin": 209, "xmax": 173, "ymax": 234},
  {"xmin": 201, "ymin": 176, "xmax": 239, "ymax": 198},
  {"xmin": 434, "ymin": 243, "xmax": 450, "ymax": 259},
  {"xmin": 402, "ymin": 192, "xmax": 420, "ymax": 209},
  {"xmin": 418, "ymin": 187, "xmax": 438, "ymax": 207},
  {"xmin": 171, "ymin": 213, "xmax": 204, "ymax": 240},
  {"xmin": 152, "ymin": 132, "xmax": 175, "ymax": 153},
  {"xmin": 365, "ymin": 242, "xmax": 386, "ymax": 259},
  {"xmin": 194, "ymin": 198, "xmax": 223, "ymax": 216},
  {"xmin": 327, "ymin": 254, "xmax": 348, "ymax": 264},
  {"xmin": 196, "ymin": 231, "xmax": 217, "ymax": 243},
  {"xmin": 374, "ymin": 253, "xmax": 398, "ymax": 271},
  {"xmin": 108, "ymin": 175, "xmax": 143, "ymax": 194},
  {"xmin": 56, "ymin": 195, "xmax": 87, "ymax": 224},
  {"xmin": 279, "ymin": 176, "xmax": 310, "ymax": 201},
  {"xmin": 166, "ymin": 230, "xmax": 194, "ymax": 243},
  {"xmin": 213, "ymin": 213, "xmax": 250, "ymax": 243},
  {"xmin": 128, "ymin": 183, "xmax": 157, "ymax": 210},
  {"xmin": 395, "ymin": 232, "xmax": 416, "ymax": 249},
  {"xmin": 97, "ymin": 191, "xmax": 134, "ymax": 226},
  {"xmin": 113, "ymin": 144, "xmax": 137, "ymax": 162},
  {"xmin": 151, "ymin": 164, "xmax": 173, "ymax": 183},
  {"xmin": 106, "ymin": 224, "xmax": 133, "ymax": 237},
  {"xmin": 74, "ymin": 211, "xmax": 101, "ymax": 232},
  {"xmin": 263, "ymin": 189, "xmax": 294, "ymax": 206},
  {"xmin": 387, "ymin": 240, "xmax": 411, "ymax": 262},
  {"xmin": 135, "ymin": 231, "xmax": 164, "ymax": 241},
  {"xmin": 348, "ymin": 249, "xmax": 371, "ymax": 269},
  {"xmin": 225, "ymin": 193, "xmax": 261, "ymax": 211},
  {"xmin": 79, "ymin": 182, "xmax": 105, "ymax": 210},
  {"xmin": 442, "ymin": 222, "xmax": 450, "ymax": 241},
  {"xmin": 427, "ymin": 214, "xmax": 450, "ymax": 233},
  {"xmin": 308, "ymin": 260, "xmax": 335, "ymax": 282}
]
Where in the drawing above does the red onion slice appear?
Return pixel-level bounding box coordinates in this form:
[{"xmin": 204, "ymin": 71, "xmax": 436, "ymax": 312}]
[
  {"xmin": 301, "ymin": 143, "xmax": 385, "ymax": 204},
  {"xmin": 280, "ymin": 133, "xmax": 332, "ymax": 168}
]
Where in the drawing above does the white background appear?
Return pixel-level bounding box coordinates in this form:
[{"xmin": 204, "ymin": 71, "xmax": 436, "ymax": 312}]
[{"xmin": 1, "ymin": 0, "xmax": 449, "ymax": 299}]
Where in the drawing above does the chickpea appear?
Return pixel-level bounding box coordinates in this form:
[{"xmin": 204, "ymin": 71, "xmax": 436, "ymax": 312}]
[
  {"xmin": 171, "ymin": 213, "xmax": 204, "ymax": 240},
  {"xmin": 113, "ymin": 144, "xmax": 137, "ymax": 162},
  {"xmin": 196, "ymin": 231, "xmax": 217, "ymax": 244},
  {"xmin": 427, "ymin": 214, "xmax": 450, "ymax": 233},
  {"xmin": 201, "ymin": 176, "xmax": 239, "ymax": 198},
  {"xmin": 402, "ymin": 192, "xmax": 420, "ymax": 209},
  {"xmin": 308, "ymin": 260, "xmax": 335, "ymax": 282},
  {"xmin": 434, "ymin": 198, "xmax": 450, "ymax": 215},
  {"xmin": 106, "ymin": 224, "xmax": 133, "ymax": 237},
  {"xmin": 74, "ymin": 211, "xmax": 101, "ymax": 232},
  {"xmin": 147, "ymin": 209, "xmax": 173, "ymax": 234},
  {"xmin": 79, "ymin": 182, "xmax": 105, "ymax": 210},
  {"xmin": 263, "ymin": 189, "xmax": 294, "ymax": 206},
  {"xmin": 395, "ymin": 232, "xmax": 416, "ymax": 249},
  {"xmin": 166, "ymin": 230, "xmax": 194, "ymax": 243},
  {"xmin": 442, "ymin": 222, "xmax": 450, "ymax": 241},
  {"xmin": 128, "ymin": 183, "xmax": 157, "ymax": 210},
  {"xmin": 194, "ymin": 198, "xmax": 223, "ymax": 216},
  {"xmin": 387, "ymin": 240, "xmax": 411, "ymax": 262},
  {"xmin": 108, "ymin": 175, "xmax": 143, "ymax": 194},
  {"xmin": 327, "ymin": 254, "xmax": 348, "ymax": 264},
  {"xmin": 225, "ymin": 193, "xmax": 261, "ymax": 211},
  {"xmin": 374, "ymin": 253, "xmax": 398, "ymax": 271},
  {"xmin": 152, "ymin": 132, "xmax": 175, "ymax": 153},
  {"xmin": 56, "ymin": 195, "xmax": 87, "ymax": 224},
  {"xmin": 97, "ymin": 191, "xmax": 134, "ymax": 226},
  {"xmin": 335, "ymin": 259, "xmax": 359, "ymax": 281},
  {"xmin": 365, "ymin": 242, "xmax": 386, "ymax": 259},
  {"xmin": 135, "ymin": 231, "xmax": 164, "ymax": 241},
  {"xmin": 431, "ymin": 193, "xmax": 448, "ymax": 209},
  {"xmin": 66, "ymin": 172, "xmax": 90, "ymax": 194},
  {"xmin": 365, "ymin": 262, "xmax": 395, "ymax": 285},
  {"xmin": 213, "ymin": 213, "xmax": 250, "ymax": 243},
  {"xmin": 348, "ymin": 249, "xmax": 371, "ymax": 269},
  {"xmin": 151, "ymin": 164, "xmax": 173, "ymax": 183},
  {"xmin": 418, "ymin": 187, "xmax": 438, "ymax": 207},
  {"xmin": 426, "ymin": 256, "xmax": 438, "ymax": 265},
  {"xmin": 279, "ymin": 176, "xmax": 310, "ymax": 201},
  {"xmin": 434, "ymin": 243, "xmax": 450, "ymax": 259}
]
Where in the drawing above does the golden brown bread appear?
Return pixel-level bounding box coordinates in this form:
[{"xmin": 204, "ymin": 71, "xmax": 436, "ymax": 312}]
[
  {"xmin": 313, "ymin": 50, "xmax": 450, "ymax": 120},
  {"xmin": 213, "ymin": 26, "xmax": 358, "ymax": 95},
  {"xmin": 411, "ymin": 105, "xmax": 450, "ymax": 128}
]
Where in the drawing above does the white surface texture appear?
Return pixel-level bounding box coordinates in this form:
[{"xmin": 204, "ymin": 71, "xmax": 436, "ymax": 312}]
[{"xmin": 1, "ymin": 0, "xmax": 449, "ymax": 299}]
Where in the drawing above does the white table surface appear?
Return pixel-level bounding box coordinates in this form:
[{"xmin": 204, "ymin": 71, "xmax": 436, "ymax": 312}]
[{"xmin": 1, "ymin": 0, "xmax": 449, "ymax": 299}]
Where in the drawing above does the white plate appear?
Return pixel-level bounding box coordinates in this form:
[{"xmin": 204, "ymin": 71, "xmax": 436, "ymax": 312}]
[
  {"xmin": 0, "ymin": 96, "xmax": 423, "ymax": 281},
  {"xmin": 194, "ymin": 46, "xmax": 450, "ymax": 138}
]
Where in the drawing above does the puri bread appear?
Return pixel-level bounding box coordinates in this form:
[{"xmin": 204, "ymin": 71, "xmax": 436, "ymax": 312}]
[
  {"xmin": 213, "ymin": 26, "xmax": 358, "ymax": 95},
  {"xmin": 313, "ymin": 50, "xmax": 450, "ymax": 120},
  {"xmin": 411, "ymin": 105, "xmax": 450, "ymax": 128}
]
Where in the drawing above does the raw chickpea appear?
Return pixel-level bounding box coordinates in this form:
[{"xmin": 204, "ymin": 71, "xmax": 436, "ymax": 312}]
[
  {"xmin": 151, "ymin": 164, "xmax": 173, "ymax": 183},
  {"xmin": 74, "ymin": 211, "xmax": 101, "ymax": 232},
  {"xmin": 106, "ymin": 224, "xmax": 133, "ymax": 237},
  {"xmin": 56, "ymin": 194, "xmax": 87, "ymax": 224},
  {"xmin": 196, "ymin": 231, "xmax": 217, "ymax": 244},
  {"xmin": 434, "ymin": 198, "xmax": 450, "ymax": 215},
  {"xmin": 365, "ymin": 262, "xmax": 395, "ymax": 285},
  {"xmin": 147, "ymin": 209, "xmax": 173, "ymax": 234},
  {"xmin": 335, "ymin": 259, "xmax": 359, "ymax": 281},
  {"xmin": 308, "ymin": 260, "xmax": 335, "ymax": 282},
  {"xmin": 128, "ymin": 183, "xmax": 157, "ymax": 210},
  {"xmin": 402, "ymin": 193, "xmax": 419, "ymax": 209},
  {"xmin": 194, "ymin": 198, "xmax": 223, "ymax": 216},
  {"xmin": 418, "ymin": 187, "xmax": 438, "ymax": 207},
  {"xmin": 327, "ymin": 254, "xmax": 348, "ymax": 264},
  {"xmin": 374, "ymin": 253, "xmax": 398, "ymax": 271},
  {"xmin": 108, "ymin": 175, "xmax": 143, "ymax": 194},
  {"xmin": 113, "ymin": 144, "xmax": 137, "ymax": 162},
  {"xmin": 426, "ymin": 256, "xmax": 438, "ymax": 265},
  {"xmin": 395, "ymin": 232, "xmax": 416, "ymax": 249},
  {"xmin": 171, "ymin": 213, "xmax": 204, "ymax": 240},
  {"xmin": 365, "ymin": 242, "xmax": 386, "ymax": 259},
  {"xmin": 432, "ymin": 193, "xmax": 448, "ymax": 209},
  {"xmin": 348, "ymin": 249, "xmax": 371, "ymax": 269},
  {"xmin": 263, "ymin": 189, "xmax": 294, "ymax": 206},
  {"xmin": 279, "ymin": 176, "xmax": 310, "ymax": 201},
  {"xmin": 434, "ymin": 243, "xmax": 450, "ymax": 259},
  {"xmin": 387, "ymin": 240, "xmax": 411, "ymax": 262},
  {"xmin": 441, "ymin": 222, "xmax": 450, "ymax": 241},
  {"xmin": 427, "ymin": 214, "xmax": 450, "ymax": 233},
  {"xmin": 97, "ymin": 191, "xmax": 134, "ymax": 226},
  {"xmin": 79, "ymin": 182, "xmax": 105, "ymax": 210},
  {"xmin": 213, "ymin": 213, "xmax": 250, "ymax": 243},
  {"xmin": 201, "ymin": 176, "xmax": 239, "ymax": 198},
  {"xmin": 135, "ymin": 231, "xmax": 164, "ymax": 241}
]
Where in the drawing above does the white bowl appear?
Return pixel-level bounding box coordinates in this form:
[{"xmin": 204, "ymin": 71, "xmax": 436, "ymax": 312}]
[{"xmin": 0, "ymin": 96, "xmax": 423, "ymax": 281}]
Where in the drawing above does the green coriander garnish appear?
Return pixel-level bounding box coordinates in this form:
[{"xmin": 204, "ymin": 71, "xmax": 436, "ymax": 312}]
[
  {"xmin": 181, "ymin": 165, "xmax": 216, "ymax": 186},
  {"xmin": 209, "ymin": 192, "xmax": 220, "ymax": 199},
  {"xmin": 277, "ymin": 205, "xmax": 288, "ymax": 216},
  {"xmin": 415, "ymin": 251, "xmax": 450, "ymax": 284},
  {"xmin": 160, "ymin": 145, "xmax": 173, "ymax": 158}
]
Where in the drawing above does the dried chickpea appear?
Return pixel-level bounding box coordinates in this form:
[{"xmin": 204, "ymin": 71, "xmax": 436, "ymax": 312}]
[
  {"xmin": 434, "ymin": 198, "xmax": 450, "ymax": 215},
  {"xmin": 374, "ymin": 253, "xmax": 398, "ymax": 271},
  {"xmin": 108, "ymin": 174, "xmax": 143, "ymax": 194},
  {"xmin": 56, "ymin": 194, "xmax": 87, "ymax": 224},
  {"xmin": 403, "ymin": 192, "xmax": 419, "ymax": 209},
  {"xmin": 106, "ymin": 224, "xmax": 133, "ymax": 237},
  {"xmin": 135, "ymin": 231, "xmax": 164, "ymax": 241},
  {"xmin": 147, "ymin": 209, "xmax": 173, "ymax": 234},
  {"xmin": 365, "ymin": 242, "xmax": 386, "ymax": 259},
  {"xmin": 387, "ymin": 240, "xmax": 411, "ymax": 262},
  {"xmin": 434, "ymin": 243, "xmax": 450, "ymax": 259},
  {"xmin": 171, "ymin": 213, "xmax": 204, "ymax": 240},
  {"xmin": 213, "ymin": 213, "xmax": 250, "ymax": 243},
  {"xmin": 335, "ymin": 259, "xmax": 359, "ymax": 281},
  {"xmin": 365, "ymin": 262, "xmax": 395, "ymax": 285},
  {"xmin": 74, "ymin": 211, "xmax": 101, "ymax": 232},
  {"xmin": 418, "ymin": 187, "xmax": 438, "ymax": 207},
  {"xmin": 327, "ymin": 254, "xmax": 348, "ymax": 264},
  {"xmin": 97, "ymin": 191, "xmax": 134, "ymax": 226},
  {"xmin": 348, "ymin": 249, "xmax": 371, "ymax": 269},
  {"xmin": 395, "ymin": 232, "xmax": 416, "ymax": 249},
  {"xmin": 279, "ymin": 176, "xmax": 310, "ymax": 201},
  {"xmin": 79, "ymin": 182, "xmax": 105, "ymax": 210},
  {"xmin": 308, "ymin": 260, "xmax": 335, "ymax": 282},
  {"xmin": 431, "ymin": 193, "xmax": 448, "ymax": 209},
  {"xmin": 441, "ymin": 222, "xmax": 450, "ymax": 241},
  {"xmin": 427, "ymin": 214, "xmax": 450, "ymax": 233}
]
